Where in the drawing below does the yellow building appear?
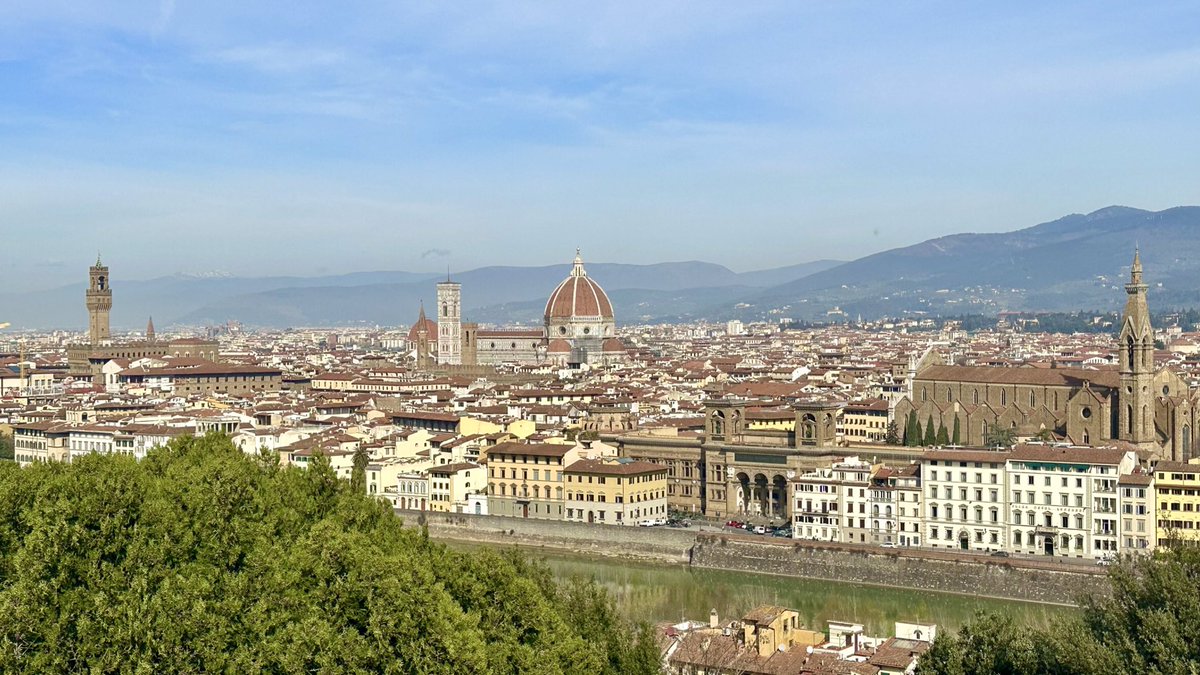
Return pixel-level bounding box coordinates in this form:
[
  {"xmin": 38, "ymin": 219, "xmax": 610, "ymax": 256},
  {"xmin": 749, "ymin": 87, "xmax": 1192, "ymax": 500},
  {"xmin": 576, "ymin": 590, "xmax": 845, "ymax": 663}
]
[
  {"xmin": 458, "ymin": 416, "xmax": 537, "ymax": 440},
  {"xmin": 563, "ymin": 458, "xmax": 668, "ymax": 526},
  {"xmin": 1154, "ymin": 461, "xmax": 1200, "ymax": 546},
  {"xmin": 487, "ymin": 442, "xmax": 580, "ymax": 520}
]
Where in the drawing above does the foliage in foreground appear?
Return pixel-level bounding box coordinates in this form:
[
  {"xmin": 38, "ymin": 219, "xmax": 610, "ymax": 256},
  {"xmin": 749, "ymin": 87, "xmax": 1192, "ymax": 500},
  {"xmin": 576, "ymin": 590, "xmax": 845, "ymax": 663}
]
[
  {"xmin": 916, "ymin": 547, "xmax": 1200, "ymax": 675},
  {"xmin": 0, "ymin": 435, "xmax": 660, "ymax": 673}
]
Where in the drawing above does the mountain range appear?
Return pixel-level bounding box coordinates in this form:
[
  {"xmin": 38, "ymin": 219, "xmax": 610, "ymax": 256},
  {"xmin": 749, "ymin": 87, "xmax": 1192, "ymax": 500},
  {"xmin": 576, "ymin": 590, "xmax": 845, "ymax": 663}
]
[{"xmin": 3, "ymin": 205, "xmax": 1198, "ymax": 330}]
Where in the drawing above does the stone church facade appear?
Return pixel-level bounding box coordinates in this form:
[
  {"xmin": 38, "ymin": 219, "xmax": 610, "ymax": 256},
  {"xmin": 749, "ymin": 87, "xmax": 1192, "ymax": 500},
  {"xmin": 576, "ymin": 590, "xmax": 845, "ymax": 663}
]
[{"xmin": 894, "ymin": 252, "xmax": 1195, "ymax": 461}]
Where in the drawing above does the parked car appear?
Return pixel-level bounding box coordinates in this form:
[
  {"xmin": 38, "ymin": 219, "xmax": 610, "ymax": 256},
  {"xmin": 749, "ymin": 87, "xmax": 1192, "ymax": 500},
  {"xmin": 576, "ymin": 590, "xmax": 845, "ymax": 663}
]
[
  {"xmin": 725, "ymin": 520, "xmax": 744, "ymax": 529},
  {"xmin": 637, "ymin": 519, "xmax": 655, "ymax": 527},
  {"xmin": 753, "ymin": 525, "xmax": 767, "ymax": 535},
  {"xmin": 772, "ymin": 528, "xmax": 793, "ymax": 538},
  {"xmin": 880, "ymin": 541, "xmax": 897, "ymax": 549},
  {"xmin": 652, "ymin": 517, "xmax": 669, "ymax": 526},
  {"xmin": 990, "ymin": 551, "xmax": 1011, "ymax": 558}
]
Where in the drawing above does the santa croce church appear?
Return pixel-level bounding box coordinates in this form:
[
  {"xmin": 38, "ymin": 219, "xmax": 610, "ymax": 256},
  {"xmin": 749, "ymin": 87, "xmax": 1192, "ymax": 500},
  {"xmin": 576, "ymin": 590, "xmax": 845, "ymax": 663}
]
[{"xmin": 894, "ymin": 251, "xmax": 1195, "ymax": 462}]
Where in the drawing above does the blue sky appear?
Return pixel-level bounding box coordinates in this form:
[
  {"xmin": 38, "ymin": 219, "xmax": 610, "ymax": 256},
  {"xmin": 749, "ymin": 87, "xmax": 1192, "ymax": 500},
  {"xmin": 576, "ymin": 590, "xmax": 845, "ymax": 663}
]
[{"xmin": 3, "ymin": 1, "xmax": 1199, "ymax": 291}]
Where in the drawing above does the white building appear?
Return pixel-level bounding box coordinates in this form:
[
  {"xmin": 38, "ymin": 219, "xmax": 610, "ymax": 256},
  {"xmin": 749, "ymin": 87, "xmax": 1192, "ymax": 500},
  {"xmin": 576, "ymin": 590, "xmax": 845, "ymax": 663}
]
[
  {"xmin": 1005, "ymin": 445, "xmax": 1136, "ymax": 559},
  {"xmin": 790, "ymin": 467, "xmax": 842, "ymax": 542},
  {"xmin": 922, "ymin": 449, "xmax": 1009, "ymax": 552}
]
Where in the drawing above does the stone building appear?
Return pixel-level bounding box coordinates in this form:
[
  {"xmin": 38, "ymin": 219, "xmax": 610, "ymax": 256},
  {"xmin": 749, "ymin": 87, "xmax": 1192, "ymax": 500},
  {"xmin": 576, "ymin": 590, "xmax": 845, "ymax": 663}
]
[
  {"xmin": 893, "ymin": 251, "xmax": 1195, "ymax": 461},
  {"xmin": 406, "ymin": 251, "xmax": 628, "ymax": 369},
  {"xmin": 66, "ymin": 258, "xmax": 220, "ymax": 382}
]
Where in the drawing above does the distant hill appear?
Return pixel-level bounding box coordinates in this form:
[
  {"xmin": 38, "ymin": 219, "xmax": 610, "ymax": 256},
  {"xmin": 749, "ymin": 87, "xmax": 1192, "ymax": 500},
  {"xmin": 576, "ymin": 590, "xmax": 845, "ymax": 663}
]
[
  {"xmin": 742, "ymin": 206, "xmax": 1200, "ymax": 321},
  {"xmin": 9, "ymin": 204, "xmax": 1200, "ymax": 330},
  {"xmin": 174, "ymin": 262, "xmax": 796, "ymax": 327},
  {"xmin": 1, "ymin": 259, "xmax": 841, "ymax": 330}
]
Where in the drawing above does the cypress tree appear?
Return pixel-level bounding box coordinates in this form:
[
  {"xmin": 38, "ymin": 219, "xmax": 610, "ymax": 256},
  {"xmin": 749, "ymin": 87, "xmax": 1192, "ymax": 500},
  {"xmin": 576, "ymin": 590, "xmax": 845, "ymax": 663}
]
[
  {"xmin": 952, "ymin": 416, "xmax": 962, "ymax": 445},
  {"xmin": 905, "ymin": 412, "xmax": 919, "ymax": 446},
  {"xmin": 923, "ymin": 414, "xmax": 936, "ymax": 447},
  {"xmin": 936, "ymin": 422, "xmax": 949, "ymax": 446}
]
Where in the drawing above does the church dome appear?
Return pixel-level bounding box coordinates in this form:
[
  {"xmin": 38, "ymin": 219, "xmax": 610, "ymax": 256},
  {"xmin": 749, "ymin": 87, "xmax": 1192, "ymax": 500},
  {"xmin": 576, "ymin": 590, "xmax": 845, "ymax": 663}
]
[
  {"xmin": 601, "ymin": 337, "xmax": 626, "ymax": 353},
  {"xmin": 544, "ymin": 250, "xmax": 614, "ymax": 322},
  {"xmin": 407, "ymin": 305, "xmax": 437, "ymax": 342}
]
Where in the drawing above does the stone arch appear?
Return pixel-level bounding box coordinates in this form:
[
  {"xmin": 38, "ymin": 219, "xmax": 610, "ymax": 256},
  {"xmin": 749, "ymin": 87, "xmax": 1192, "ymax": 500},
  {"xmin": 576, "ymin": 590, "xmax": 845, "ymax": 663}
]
[
  {"xmin": 711, "ymin": 410, "xmax": 726, "ymax": 437},
  {"xmin": 801, "ymin": 413, "xmax": 817, "ymax": 440}
]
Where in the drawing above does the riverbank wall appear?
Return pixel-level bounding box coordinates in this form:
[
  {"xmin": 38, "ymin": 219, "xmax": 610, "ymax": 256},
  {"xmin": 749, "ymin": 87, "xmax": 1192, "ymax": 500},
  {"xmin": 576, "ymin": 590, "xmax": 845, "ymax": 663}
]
[
  {"xmin": 399, "ymin": 510, "xmax": 1109, "ymax": 605},
  {"xmin": 401, "ymin": 509, "xmax": 695, "ymax": 564},
  {"xmin": 690, "ymin": 535, "xmax": 1108, "ymax": 605}
]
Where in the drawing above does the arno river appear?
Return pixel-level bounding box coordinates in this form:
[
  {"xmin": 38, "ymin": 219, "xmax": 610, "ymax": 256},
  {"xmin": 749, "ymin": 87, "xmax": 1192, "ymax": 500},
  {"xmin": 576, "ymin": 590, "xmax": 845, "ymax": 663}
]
[{"xmin": 524, "ymin": 548, "xmax": 1075, "ymax": 635}]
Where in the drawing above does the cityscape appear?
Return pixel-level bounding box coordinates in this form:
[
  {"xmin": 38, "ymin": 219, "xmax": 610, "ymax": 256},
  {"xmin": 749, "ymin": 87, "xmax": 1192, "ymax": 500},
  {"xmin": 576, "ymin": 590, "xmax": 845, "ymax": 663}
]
[{"xmin": 4, "ymin": 2, "xmax": 1200, "ymax": 674}]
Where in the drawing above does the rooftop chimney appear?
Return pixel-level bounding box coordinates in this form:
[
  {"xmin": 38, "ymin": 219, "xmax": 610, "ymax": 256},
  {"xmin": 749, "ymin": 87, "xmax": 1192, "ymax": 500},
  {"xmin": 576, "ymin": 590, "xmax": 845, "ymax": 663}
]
[{"xmin": 709, "ymin": 609, "xmax": 719, "ymax": 629}]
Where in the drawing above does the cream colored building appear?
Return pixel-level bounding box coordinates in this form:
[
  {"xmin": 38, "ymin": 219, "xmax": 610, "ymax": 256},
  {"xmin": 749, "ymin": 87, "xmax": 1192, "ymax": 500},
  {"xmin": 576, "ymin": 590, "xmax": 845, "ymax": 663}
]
[
  {"xmin": 923, "ymin": 449, "xmax": 1009, "ymax": 552},
  {"xmin": 563, "ymin": 457, "xmax": 668, "ymax": 525},
  {"xmin": 1006, "ymin": 445, "xmax": 1135, "ymax": 559},
  {"xmin": 1119, "ymin": 471, "xmax": 1156, "ymax": 554},
  {"xmin": 428, "ymin": 462, "xmax": 486, "ymax": 513}
]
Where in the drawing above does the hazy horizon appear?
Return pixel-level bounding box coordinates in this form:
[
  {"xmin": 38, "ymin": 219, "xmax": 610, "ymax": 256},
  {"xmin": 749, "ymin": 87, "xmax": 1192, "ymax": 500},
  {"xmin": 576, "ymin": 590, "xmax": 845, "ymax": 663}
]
[{"xmin": 3, "ymin": 2, "xmax": 1200, "ymax": 292}]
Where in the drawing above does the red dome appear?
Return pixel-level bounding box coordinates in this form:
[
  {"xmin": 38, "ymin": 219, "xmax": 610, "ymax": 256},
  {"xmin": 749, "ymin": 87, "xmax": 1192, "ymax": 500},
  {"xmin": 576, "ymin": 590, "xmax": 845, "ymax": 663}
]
[
  {"xmin": 407, "ymin": 318, "xmax": 436, "ymax": 342},
  {"xmin": 601, "ymin": 337, "xmax": 625, "ymax": 352},
  {"xmin": 544, "ymin": 252, "xmax": 614, "ymax": 321},
  {"xmin": 407, "ymin": 305, "xmax": 437, "ymax": 342},
  {"xmin": 547, "ymin": 338, "xmax": 573, "ymax": 353}
]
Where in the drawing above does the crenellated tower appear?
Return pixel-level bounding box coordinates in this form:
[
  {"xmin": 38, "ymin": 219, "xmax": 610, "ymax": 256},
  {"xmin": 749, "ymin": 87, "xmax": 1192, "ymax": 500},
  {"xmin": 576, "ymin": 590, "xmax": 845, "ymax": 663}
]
[{"xmin": 86, "ymin": 255, "xmax": 112, "ymax": 344}]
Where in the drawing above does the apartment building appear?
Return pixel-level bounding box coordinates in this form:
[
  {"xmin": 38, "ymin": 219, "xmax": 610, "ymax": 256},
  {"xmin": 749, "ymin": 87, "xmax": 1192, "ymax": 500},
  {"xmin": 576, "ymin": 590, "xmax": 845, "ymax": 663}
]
[
  {"xmin": 833, "ymin": 457, "xmax": 873, "ymax": 544},
  {"xmin": 428, "ymin": 462, "xmax": 485, "ymax": 513},
  {"xmin": 790, "ymin": 467, "xmax": 842, "ymax": 542},
  {"xmin": 1118, "ymin": 471, "xmax": 1156, "ymax": 554},
  {"xmin": 923, "ymin": 449, "xmax": 1009, "ymax": 552},
  {"xmin": 892, "ymin": 463, "xmax": 923, "ymax": 547},
  {"xmin": 1006, "ymin": 446, "xmax": 1136, "ymax": 558},
  {"xmin": 1154, "ymin": 461, "xmax": 1200, "ymax": 546},
  {"xmin": 840, "ymin": 399, "xmax": 890, "ymax": 443},
  {"xmin": 487, "ymin": 442, "xmax": 581, "ymax": 520},
  {"xmin": 562, "ymin": 457, "xmax": 668, "ymax": 525}
]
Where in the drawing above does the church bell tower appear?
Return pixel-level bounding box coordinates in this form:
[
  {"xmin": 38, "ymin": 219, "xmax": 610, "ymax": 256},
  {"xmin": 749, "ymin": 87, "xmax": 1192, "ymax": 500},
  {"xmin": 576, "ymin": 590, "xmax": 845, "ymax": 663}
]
[
  {"xmin": 86, "ymin": 255, "xmax": 112, "ymax": 344},
  {"xmin": 436, "ymin": 279, "xmax": 462, "ymax": 365},
  {"xmin": 1118, "ymin": 249, "xmax": 1155, "ymax": 448}
]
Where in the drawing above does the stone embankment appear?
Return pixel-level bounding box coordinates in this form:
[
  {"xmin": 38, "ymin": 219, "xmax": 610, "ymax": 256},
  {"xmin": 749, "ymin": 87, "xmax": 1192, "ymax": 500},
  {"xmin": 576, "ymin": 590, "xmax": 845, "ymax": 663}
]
[{"xmin": 398, "ymin": 510, "xmax": 1109, "ymax": 605}]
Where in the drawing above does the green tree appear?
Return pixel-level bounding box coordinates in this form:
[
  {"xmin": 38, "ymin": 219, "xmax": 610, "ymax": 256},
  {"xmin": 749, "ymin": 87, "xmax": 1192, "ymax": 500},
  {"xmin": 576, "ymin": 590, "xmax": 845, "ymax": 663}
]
[
  {"xmin": 936, "ymin": 422, "xmax": 950, "ymax": 446},
  {"xmin": 923, "ymin": 414, "xmax": 937, "ymax": 447},
  {"xmin": 0, "ymin": 434, "xmax": 659, "ymax": 674},
  {"xmin": 885, "ymin": 420, "xmax": 901, "ymax": 445},
  {"xmin": 951, "ymin": 416, "xmax": 961, "ymax": 445},
  {"xmin": 917, "ymin": 549, "xmax": 1200, "ymax": 675},
  {"xmin": 905, "ymin": 411, "xmax": 920, "ymax": 447},
  {"xmin": 0, "ymin": 432, "xmax": 11, "ymax": 462},
  {"xmin": 984, "ymin": 423, "xmax": 1016, "ymax": 448},
  {"xmin": 351, "ymin": 445, "xmax": 369, "ymax": 493}
]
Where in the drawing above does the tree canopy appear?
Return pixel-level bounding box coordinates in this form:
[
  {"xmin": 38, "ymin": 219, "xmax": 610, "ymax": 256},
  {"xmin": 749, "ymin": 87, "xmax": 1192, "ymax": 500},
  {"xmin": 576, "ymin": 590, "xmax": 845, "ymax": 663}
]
[
  {"xmin": 917, "ymin": 547, "xmax": 1200, "ymax": 675},
  {"xmin": 0, "ymin": 434, "xmax": 660, "ymax": 673}
]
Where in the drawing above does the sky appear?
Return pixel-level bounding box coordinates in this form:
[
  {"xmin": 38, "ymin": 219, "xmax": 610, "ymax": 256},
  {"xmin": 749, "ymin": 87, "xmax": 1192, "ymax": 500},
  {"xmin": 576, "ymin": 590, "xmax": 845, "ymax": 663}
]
[{"xmin": 2, "ymin": 1, "xmax": 1200, "ymax": 292}]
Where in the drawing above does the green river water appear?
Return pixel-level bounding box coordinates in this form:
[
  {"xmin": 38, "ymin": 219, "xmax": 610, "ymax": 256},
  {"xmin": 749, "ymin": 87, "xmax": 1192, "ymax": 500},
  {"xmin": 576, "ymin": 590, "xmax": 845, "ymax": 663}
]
[{"xmin": 461, "ymin": 544, "xmax": 1076, "ymax": 635}]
